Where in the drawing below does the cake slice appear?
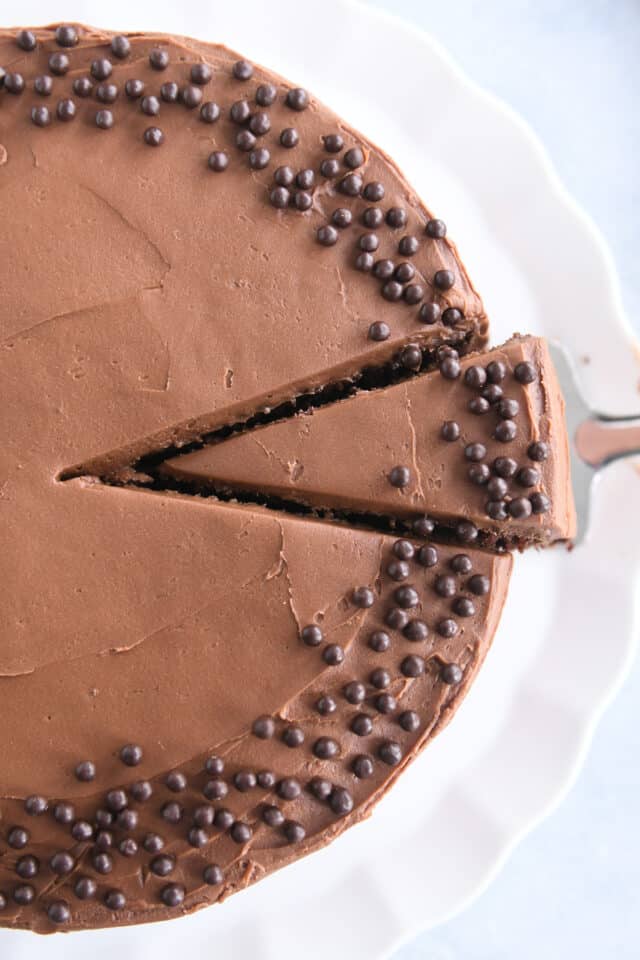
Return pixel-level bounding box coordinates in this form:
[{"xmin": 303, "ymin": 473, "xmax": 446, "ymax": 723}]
[{"xmin": 160, "ymin": 336, "xmax": 576, "ymax": 546}]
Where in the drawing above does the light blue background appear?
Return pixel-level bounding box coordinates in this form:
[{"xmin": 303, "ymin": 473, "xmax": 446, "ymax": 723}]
[{"xmin": 359, "ymin": 1, "xmax": 640, "ymax": 958}]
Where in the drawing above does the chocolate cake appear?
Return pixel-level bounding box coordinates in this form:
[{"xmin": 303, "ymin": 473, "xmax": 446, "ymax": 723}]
[{"xmin": 0, "ymin": 24, "xmax": 574, "ymax": 933}]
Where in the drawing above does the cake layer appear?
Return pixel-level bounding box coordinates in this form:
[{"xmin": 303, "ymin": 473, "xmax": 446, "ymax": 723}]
[{"xmin": 161, "ymin": 336, "xmax": 576, "ymax": 544}]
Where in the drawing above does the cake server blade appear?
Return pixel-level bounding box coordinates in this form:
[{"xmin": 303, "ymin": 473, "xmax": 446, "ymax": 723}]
[{"xmin": 548, "ymin": 341, "xmax": 640, "ymax": 545}]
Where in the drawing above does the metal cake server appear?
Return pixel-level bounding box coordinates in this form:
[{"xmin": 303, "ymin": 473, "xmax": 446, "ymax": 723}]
[{"xmin": 549, "ymin": 341, "xmax": 640, "ymax": 545}]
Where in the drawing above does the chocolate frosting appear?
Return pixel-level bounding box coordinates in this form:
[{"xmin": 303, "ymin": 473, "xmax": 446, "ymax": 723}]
[{"xmin": 0, "ymin": 24, "xmax": 567, "ymax": 933}]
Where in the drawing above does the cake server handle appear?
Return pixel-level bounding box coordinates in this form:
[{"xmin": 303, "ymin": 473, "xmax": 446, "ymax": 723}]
[{"xmin": 574, "ymin": 416, "xmax": 640, "ymax": 468}]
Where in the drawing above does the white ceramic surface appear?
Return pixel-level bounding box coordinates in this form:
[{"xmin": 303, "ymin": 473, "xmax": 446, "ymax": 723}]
[{"xmin": 3, "ymin": 2, "xmax": 639, "ymax": 958}]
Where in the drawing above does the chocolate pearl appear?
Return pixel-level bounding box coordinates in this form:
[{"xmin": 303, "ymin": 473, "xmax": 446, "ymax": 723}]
[
  {"xmin": 276, "ymin": 778, "xmax": 301, "ymax": 802},
  {"xmin": 317, "ymin": 225, "xmax": 338, "ymax": 246},
  {"xmin": 386, "ymin": 607, "xmax": 409, "ymax": 631},
  {"xmin": 356, "ymin": 253, "xmax": 374, "ymax": 272},
  {"xmin": 320, "ymin": 158, "xmax": 340, "ymax": 177},
  {"xmin": 494, "ymin": 456, "xmax": 518, "ymax": 478},
  {"xmin": 509, "ymin": 497, "xmax": 533, "ymax": 519},
  {"xmin": 456, "ymin": 520, "xmax": 478, "ymax": 543},
  {"xmin": 387, "ymin": 559, "xmax": 410, "ymax": 581},
  {"xmin": 256, "ymin": 83, "xmax": 277, "ymax": 106},
  {"xmin": 183, "ymin": 85, "xmax": 203, "ymax": 109},
  {"xmin": 191, "ymin": 63, "xmax": 212, "ymax": 86},
  {"xmin": 422, "ymin": 217, "xmax": 446, "ymax": 238},
  {"xmin": 144, "ymin": 127, "xmax": 165, "ymax": 147},
  {"xmin": 400, "ymin": 342, "xmax": 424, "ymax": 367},
  {"xmin": 31, "ymin": 106, "xmax": 51, "ymax": 127},
  {"xmin": 352, "ymin": 585, "xmax": 375, "ymax": 608},
  {"xmin": 40, "ymin": 897, "xmax": 67, "ymax": 923},
  {"xmin": 469, "ymin": 397, "xmax": 490, "ymax": 416},
  {"xmin": 161, "ymin": 81, "xmax": 179, "ymax": 102},
  {"xmin": 483, "ymin": 384, "xmax": 504, "ymax": 405},
  {"xmin": 344, "ymin": 681, "xmax": 367, "ymax": 704},
  {"xmin": 7, "ymin": 827, "xmax": 31, "ymax": 850},
  {"xmin": 332, "ymin": 207, "xmax": 352, "ymax": 229},
  {"xmin": 271, "ymin": 183, "xmax": 291, "ymax": 205},
  {"xmin": 437, "ymin": 618, "xmax": 459, "ymax": 638},
  {"xmin": 530, "ymin": 491, "xmax": 551, "ymax": 514},
  {"xmin": 123, "ymin": 78, "xmax": 143, "ymax": 100},
  {"xmin": 94, "ymin": 809, "xmax": 113, "ymax": 829},
  {"xmin": 143, "ymin": 834, "xmax": 165, "ymax": 853},
  {"xmin": 282, "ymin": 725, "xmax": 305, "ymax": 748},
  {"xmin": 104, "ymin": 889, "xmax": 126, "ymax": 911},
  {"xmin": 449, "ymin": 554, "xmax": 472, "ymax": 575},
  {"xmin": 214, "ymin": 809, "xmax": 234, "ymax": 830},
  {"xmin": 74, "ymin": 877, "xmax": 97, "ymax": 900},
  {"xmin": 309, "ymin": 777, "xmax": 333, "ymax": 801},
  {"xmin": 435, "ymin": 574, "xmax": 456, "ymax": 598},
  {"xmin": 514, "ymin": 361, "xmax": 537, "ymax": 384},
  {"xmin": 417, "ymin": 545, "xmax": 439, "ymax": 567},
  {"xmin": 200, "ymin": 101, "xmax": 221, "ymax": 124},
  {"xmin": 373, "ymin": 259, "xmax": 395, "ymax": 280},
  {"xmin": 140, "ymin": 95, "xmax": 159, "ymax": 116},
  {"xmin": 91, "ymin": 59, "xmax": 113, "ymax": 81},
  {"xmin": 363, "ymin": 181, "xmax": 385, "ymax": 201},
  {"xmin": 351, "ymin": 714, "xmax": 373, "ymax": 736},
  {"xmin": 338, "ymin": 173, "xmax": 363, "ymax": 196},
  {"xmin": 330, "ymin": 788, "xmax": 354, "ymax": 816},
  {"xmin": 454, "ymin": 597, "xmax": 476, "ymax": 617},
  {"xmin": 34, "ymin": 75, "xmax": 53, "ymax": 96},
  {"xmin": 208, "ymin": 151, "xmax": 229, "ymax": 172},
  {"xmin": 382, "ymin": 280, "xmax": 404, "ymax": 302},
  {"xmin": 188, "ymin": 827, "xmax": 209, "ymax": 848},
  {"xmin": 441, "ymin": 420, "xmax": 460, "ymax": 442},
  {"xmin": 494, "ymin": 419, "xmax": 517, "ymax": 443},
  {"xmin": 441, "ymin": 663, "xmax": 463, "ymax": 685},
  {"xmin": 151, "ymin": 854, "xmax": 175, "ymax": 877},
  {"xmin": 464, "ymin": 365, "xmax": 486, "ymax": 389},
  {"xmin": 434, "ymin": 269, "xmax": 455, "ymax": 291},
  {"xmin": 399, "ymin": 710, "xmax": 421, "ymax": 733},
  {"xmin": 280, "ymin": 127, "xmax": 300, "ymax": 148},
  {"xmin": 24, "ymin": 795, "xmax": 48, "ymax": 816},
  {"xmin": 368, "ymin": 320, "xmax": 390, "ymax": 341},
  {"xmin": 50, "ymin": 852, "xmax": 75, "ymax": 875},
  {"xmin": 378, "ymin": 741, "xmax": 402, "ymax": 766},
  {"xmin": 440, "ymin": 356, "xmax": 461, "ymax": 379},
  {"xmin": 49, "ymin": 53, "xmax": 69, "ymax": 76},
  {"xmin": 252, "ymin": 715, "xmax": 276, "ymax": 740},
  {"xmin": 105, "ymin": 790, "xmax": 127, "ymax": 813},
  {"xmin": 97, "ymin": 83, "xmax": 118, "ymax": 104},
  {"xmin": 419, "ymin": 302, "xmax": 441, "ymax": 325},
  {"xmin": 205, "ymin": 756, "xmax": 225, "ymax": 775},
  {"xmin": 69, "ymin": 79, "xmax": 90, "ymax": 100},
  {"xmin": 4, "ymin": 73, "xmax": 25, "ymax": 94},
  {"xmin": 405, "ymin": 284, "xmax": 425, "ymax": 304},
  {"xmin": 361, "ymin": 208, "xmax": 382, "ymax": 229},
  {"xmin": 16, "ymin": 29, "xmax": 37, "ymax": 51},
  {"xmin": 395, "ymin": 585, "xmax": 419, "ymax": 608},
  {"xmin": 13, "ymin": 885, "xmax": 35, "ymax": 906},
  {"xmin": 517, "ymin": 467, "xmax": 540, "ymax": 488},
  {"xmin": 55, "ymin": 25, "xmax": 78, "ymax": 47},
  {"xmin": 394, "ymin": 262, "xmax": 415, "ymax": 283},
  {"xmin": 464, "ymin": 443, "xmax": 486, "ymax": 463},
  {"xmin": 57, "ymin": 99, "xmax": 77, "ymax": 121},
  {"xmin": 250, "ymin": 111, "xmax": 272, "ymax": 136},
  {"xmin": 119, "ymin": 838, "xmax": 138, "ymax": 857},
  {"xmin": 249, "ymin": 147, "xmax": 270, "ymax": 169},
  {"xmin": 340, "ymin": 146, "xmax": 363, "ymax": 169},
  {"xmin": 234, "ymin": 770, "xmax": 257, "ymax": 792},
  {"xmin": 71, "ymin": 820, "xmax": 93, "ymax": 842},
  {"xmin": 111, "ymin": 35, "xmax": 131, "ymax": 59},
  {"xmin": 369, "ymin": 630, "xmax": 391, "ymax": 653},
  {"xmin": 353, "ymin": 755, "xmax": 374, "ymax": 779},
  {"xmin": 230, "ymin": 822, "xmax": 252, "ymax": 844},
  {"xmin": 487, "ymin": 477, "xmax": 508, "ymax": 500},
  {"xmin": 16, "ymin": 856, "xmax": 39, "ymax": 879},
  {"xmin": 194, "ymin": 805, "xmax": 215, "ymax": 828},
  {"xmin": 383, "ymin": 207, "xmax": 405, "ymax": 229},
  {"xmin": 117, "ymin": 809, "xmax": 138, "ymax": 831},
  {"xmin": 486, "ymin": 500, "xmax": 508, "ymax": 521},
  {"xmin": 323, "ymin": 644, "xmax": 345, "ymax": 666},
  {"xmin": 485, "ymin": 360, "xmax": 506, "ymax": 383},
  {"xmin": 274, "ymin": 165, "xmax": 294, "ymax": 187},
  {"xmin": 298, "ymin": 625, "xmax": 324, "ymax": 650},
  {"xmin": 399, "ymin": 235, "xmax": 419, "ymax": 256},
  {"xmin": 94, "ymin": 830, "xmax": 113, "ymax": 850},
  {"xmin": 375, "ymin": 693, "xmax": 397, "ymax": 713},
  {"xmin": 388, "ymin": 465, "xmax": 411, "ymax": 489},
  {"xmin": 401, "ymin": 655, "xmax": 425, "ymax": 678},
  {"xmin": 404, "ymin": 619, "xmax": 429, "ymax": 641},
  {"xmin": 203, "ymin": 779, "xmax": 228, "ymax": 801},
  {"xmin": 286, "ymin": 87, "xmax": 309, "ymax": 110},
  {"xmin": 496, "ymin": 397, "xmax": 519, "ymax": 420},
  {"xmin": 359, "ymin": 233, "xmax": 379, "ymax": 252},
  {"xmin": 370, "ymin": 667, "xmax": 391, "ymax": 689},
  {"xmin": 162, "ymin": 883, "xmax": 185, "ymax": 907},
  {"xmin": 150, "ymin": 49, "xmax": 169, "ymax": 70},
  {"xmin": 314, "ymin": 737, "xmax": 339, "ymax": 760},
  {"xmin": 469, "ymin": 463, "xmax": 490, "ymax": 485},
  {"xmin": 203, "ymin": 864, "xmax": 224, "ymax": 885},
  {"xmin": 415, "ymin": 517, "xmax": 436, "ymax": 540},
  {"xmin": 316, "ymin": 694, "xmax": 337, "ymax": 715},
  {"xmin": 53, "ymin": 802, "xmax": 76, "ymax": 824},
  {"xmin": 161, "ymin": 802, "xmax": 183, "ymax": 824},
  {"xmin": 284, "ymin": 820, "xmax": 306, "ymax": 843},
  {"xmin": 130, "ymin": 780, "xmax": 153, "ymax": 802},
  {"xmin": 323, "ymin": 133, "xmax": 344, "ymax": 152}
]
